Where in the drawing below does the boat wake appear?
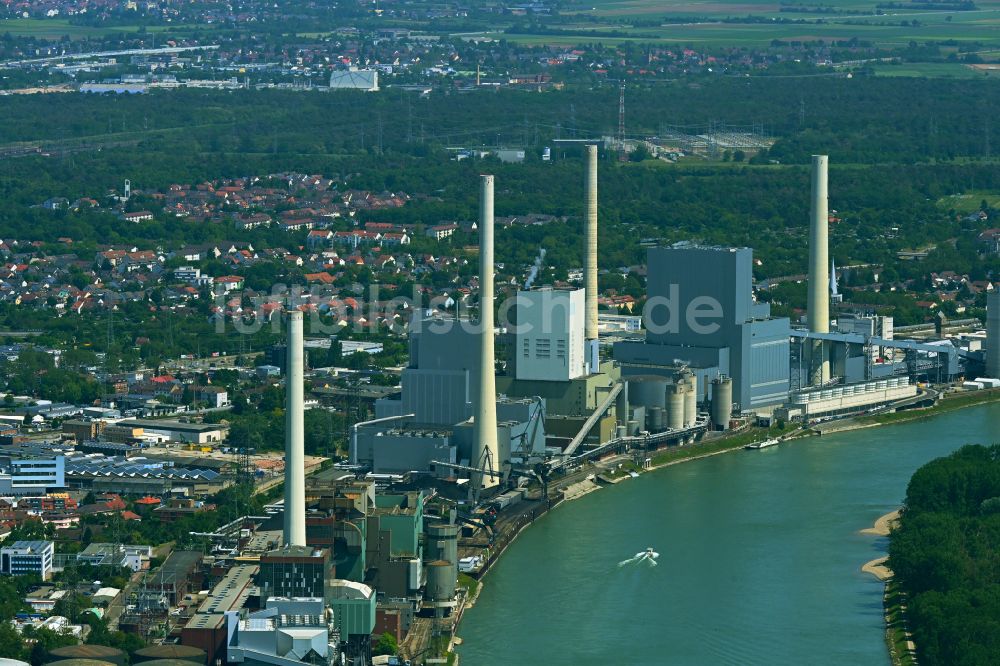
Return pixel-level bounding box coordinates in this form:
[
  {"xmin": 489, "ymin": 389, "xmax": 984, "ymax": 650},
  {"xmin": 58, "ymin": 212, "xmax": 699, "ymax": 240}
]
[{"xmin": 618, "ymin": 548, "xmax": 660, "ymax": 567}]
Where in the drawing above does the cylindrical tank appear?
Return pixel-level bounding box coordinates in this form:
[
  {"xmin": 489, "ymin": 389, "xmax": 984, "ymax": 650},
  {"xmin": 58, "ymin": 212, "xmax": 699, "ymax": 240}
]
[
  {"xmin": 1, "ymin": 659, "xmax": 32, "ymax": 666},
  {"xmin": 616, "ymin": 381, "xmax": 629, "ymax": 424},
  {"xmin": 711, "ymin": 376, "xmax": 733, "ymax": 431},
  {"xmin": 132, "ymin": 645, "xmax": 207, "ymax": 665},
  {"xmin": 48, "ymin": 646, "xmax": 126, "ymax": 666},
  {"xmin": 616, "ymin": 425, "xmax": 627, "ymax": 439},
  {"xmin": 425, "ymin": 560, "xmax": 457, "ymax": 602},
  {"xmin": 648, "ymin": 406, "xmax": 664, "ymax": 432},
  {"xmin": 627, "ymin": 376, "xmax": 668, "ymax": 410},
  {"xmin": 46, "ymin": 646, "xmax": 121, "ymax": 666},
  {"xmin": 666, "ymin": 384, "xmax": 685, "ymax": 429},
  {"xmin": 677, "ymin": 369, "xmax": 697, "ymax": 427},
  {"xmin": 425, "ymin": 523, "xmax": 459, "ymax": 565},
  {"xmin": 627, "ymin": 419, "xmax": 639, "ymax": 436},
  {"xmin": 683, "ymin": 384, "xmax": 696, "ymax": 427},
  {"xmin": 135, "ymin": 660, "xmax": 209, "ymax": 666}
]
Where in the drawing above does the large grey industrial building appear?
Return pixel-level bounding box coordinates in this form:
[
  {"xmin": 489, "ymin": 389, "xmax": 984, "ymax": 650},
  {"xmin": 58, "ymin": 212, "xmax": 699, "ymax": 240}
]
[{"xmin": 614, "ymin": 245, "xmax": 790, "ymax": 412}]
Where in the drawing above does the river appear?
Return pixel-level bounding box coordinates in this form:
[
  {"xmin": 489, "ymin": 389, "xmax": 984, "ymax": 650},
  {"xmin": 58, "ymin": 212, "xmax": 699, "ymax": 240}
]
[{"xmin": 456, "ymin": 402, "xmax": 1000, "ymax": 665}]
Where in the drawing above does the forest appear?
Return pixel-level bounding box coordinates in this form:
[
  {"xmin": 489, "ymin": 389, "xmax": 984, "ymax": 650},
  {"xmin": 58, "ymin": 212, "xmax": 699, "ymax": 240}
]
[{"xmin": 887, "ymin": 444, "xmax": 1000, "ymax": 666}]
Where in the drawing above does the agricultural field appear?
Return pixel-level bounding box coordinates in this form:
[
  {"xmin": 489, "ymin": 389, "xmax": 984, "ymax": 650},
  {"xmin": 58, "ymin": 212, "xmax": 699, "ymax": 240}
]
[
  {"xmin": 938, "ymin": 190, "xmax": 1000, "ymax": 212},
  {"xmin": 0, "ymin": 18, "xmax": 196, "ymax": 39},
  {"xmin": 500, "ymin": 0, "xmax": 1000, "ymax": 47},
  {"xmin": 566, "ymin": 0, "xmax": 1000, "ymax": 19},
  {"xmin": 869, "ymin": 61, "xmax": 1000, "ymax": 76}
]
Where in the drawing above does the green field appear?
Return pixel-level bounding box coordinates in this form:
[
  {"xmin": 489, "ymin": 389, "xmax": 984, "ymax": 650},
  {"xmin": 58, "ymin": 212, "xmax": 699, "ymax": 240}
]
[
  {"xmin": 569, "ymin": 0, "xmax": 1000, "ymax": 19},
  {"xmin": 870, "ymin": 61, "xmax": 1000, "ymax": 77},
  {"xmin": 494, "ymin": 0, "xmax": 1000, "ymax": 47},
  {"xmin": 937, "ymin": 190, "xmax": 1000, "ymax": 211},
  {"xmin": 0, "ymin": 18, "xmax": 199, "ymax": 39}
]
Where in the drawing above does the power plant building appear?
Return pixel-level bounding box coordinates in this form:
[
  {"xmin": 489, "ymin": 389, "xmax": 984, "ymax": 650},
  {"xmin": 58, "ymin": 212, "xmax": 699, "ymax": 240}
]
[
  {"xmin": 513, "ymin": 288, "xmax": 586, "ymax": 382},
  {"xmin": 257, "ymin": 546, "xmax": 332, "ymax": 603},
  {"xmin": 988, "ymin": 289, "xmax": 1000, "ymax": 379},
  {"xmin": 614, "ymin": 245, "xmax": 791, "ymax": 412},
  {"xmin": 360, "ymin": 317, "xmax": 548, "ymax": 474}
]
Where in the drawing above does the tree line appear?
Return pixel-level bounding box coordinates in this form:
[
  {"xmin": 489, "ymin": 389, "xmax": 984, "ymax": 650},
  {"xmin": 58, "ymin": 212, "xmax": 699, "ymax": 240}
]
[{"xmin": 888, "ymin": 444, "xmax": 1000, "ymax": 665}]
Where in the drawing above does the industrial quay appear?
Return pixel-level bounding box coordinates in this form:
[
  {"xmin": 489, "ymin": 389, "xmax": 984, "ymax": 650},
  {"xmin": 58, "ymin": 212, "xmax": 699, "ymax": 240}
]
[{"xmin": 1, "ymin": 147, "xmax": 999, "ymax": 666}]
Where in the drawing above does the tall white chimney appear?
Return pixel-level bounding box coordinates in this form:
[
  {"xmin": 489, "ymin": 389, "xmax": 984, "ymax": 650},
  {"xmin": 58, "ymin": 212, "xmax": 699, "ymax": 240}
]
[
  {"xmin": 584, "ymin": 145, "xmax": 600, "ymax": 373},
  {"xmin": 585, "ymin": 145, "xmax": 599, "ymax": 342},
  {"xmin": 807, "ymin": 155, "xmax": 830, "ymax": 385},
  {"xmin": 283, "ymin": 310, "xmax": 307, "ymax": 546},
  {"xmin": 473, "ymin": 175, "xmax": 500, "ymax": 490}
]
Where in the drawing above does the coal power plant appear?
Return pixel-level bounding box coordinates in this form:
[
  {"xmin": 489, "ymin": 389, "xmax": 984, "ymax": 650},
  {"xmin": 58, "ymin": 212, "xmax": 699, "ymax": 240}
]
[{"xmin": 350, "ymin": 145, "xmax": 985, "ymax": 505}]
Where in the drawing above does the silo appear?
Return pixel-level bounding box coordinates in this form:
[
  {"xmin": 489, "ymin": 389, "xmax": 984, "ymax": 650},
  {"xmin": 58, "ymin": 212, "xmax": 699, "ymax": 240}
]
[
  {"xmin": 648, "ymin": 406, "xmax": 664, "ymax": 432},
  {"xmin": 677, "ymin": 369, "xmax": 697, "ymax": 427},
  {"xmin": 616, "ymin": 381, "xmax": 629, "ymax": 424},
  {"xmin": 711, "ymin": 376, "xmax": 733, "ymax": 431},
  {"xmin": 132, "ymin": 645, "xmax": 207, "ymax": 665},
  {"xmin": 628, "ymin": 376, "xmax": 668, "ymax": 411},
  {"xmin": 666, "ymin": 384, "xmax": 685, "ymax": 429},
  {"xmin": 425, "ymin": 523, "xmax": 459, "ymax": 565},
  {"xmin": 425, "ymin": 560, "xmax": 457, "ymax": 602},
  {"xmin": 47, "ymin": 646, "xmax": 126, "ymax": 666}
]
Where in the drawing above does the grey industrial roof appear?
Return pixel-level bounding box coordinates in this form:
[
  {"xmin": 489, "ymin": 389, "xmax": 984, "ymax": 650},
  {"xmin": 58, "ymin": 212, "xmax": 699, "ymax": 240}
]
[{"xmin": 64, "ymin": 455, "xmax": 220, "ymax": 481}]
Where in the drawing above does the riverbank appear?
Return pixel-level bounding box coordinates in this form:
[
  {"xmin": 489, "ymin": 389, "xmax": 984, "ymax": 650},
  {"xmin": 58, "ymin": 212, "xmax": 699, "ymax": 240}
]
[
  {"xmin": 860, "ymin": 509, "xmax": 918, "ymax": 666},
  {"xmin": 451, "ymin": 393, "xmax": 1000, "ymax": 664},
  {"xmin": 859, "ymin": 508, "xmax": 898, "ymax": 583},
  {"xmin": 861, "ymin": 508, "xmax": 900, "ymax": 537}
]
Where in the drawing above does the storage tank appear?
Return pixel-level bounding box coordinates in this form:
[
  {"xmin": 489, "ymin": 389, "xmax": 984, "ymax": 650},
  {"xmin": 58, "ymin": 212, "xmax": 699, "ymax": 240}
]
[
  {"xmin": 425, "ymin": 560, "xmax": 457, "ymax": 602},
  {"xmin": 425, "ymin": 523, "xmax": 459, "ymax": 565},
  {"xmin": 47, "ymin": 646, "xmax": 126, "ymax": 666},
  {"xmin": 677, "ymin": 369, "xmax": 697, "ymax": 427},
  {"xmin": 710, "ymin": 376, "xmax": 733, "ymax": 431},
  {"xmin": 648, "ymin": 406, "xmax": 664, "ymax": 432},
  {"xmin": 134, "ymin": 660, "xmax": 208, "ymax": 666},
  {"xmin": 1, "ymin": 659, "xmax": 31, "ymax": 666},
  {"xmin": 132, "ymin": 646, "xmax": 207, "ymax": 665},
  {"xmin": 616, "ymin": 381, "xmax": 629, "ymax": 424},
  {"xmin": 616, "ymin": 425, "xmax": 627, "ymax": 439},
  {"xmin": 627, "ymin": 376, "xmax": 668, "ymax": 410},
  {"xmin": 666, "ymin": 384, "xmax": 685, "ymax": 429},
  {"xmin": 626, "ymin": 419, "xmax": 639, "ymax": 436},
  {"xmin": 43, "ymin": 660, "xmax": 116, "ymax": 666}
]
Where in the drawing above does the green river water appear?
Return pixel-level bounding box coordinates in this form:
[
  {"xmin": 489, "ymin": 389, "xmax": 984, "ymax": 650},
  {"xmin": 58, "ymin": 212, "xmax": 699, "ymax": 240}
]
[{"xmin": 456, "ymin": 402, "xmax": 1000, "ymax": 665}]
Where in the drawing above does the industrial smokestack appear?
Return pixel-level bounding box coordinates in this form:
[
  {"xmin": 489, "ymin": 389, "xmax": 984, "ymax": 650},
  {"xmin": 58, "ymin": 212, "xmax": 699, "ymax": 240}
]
[
  {"xmin": 584, "ymin": 145, "xmax": 600, "ymax": 371},
  {"xmin": 585, "ymin": 145, "xmax": 599, "ymax": 340},
  {"xmin": 807, "ymin": 155, "xmax": 830, "ymax": 385},
  {"xmin": 283, "ymin": 310, "xmax": 306, "ymax": 546},
  {"xmin": 473, "ymin": 175, "xmax": 500, "ymax": 490}
]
